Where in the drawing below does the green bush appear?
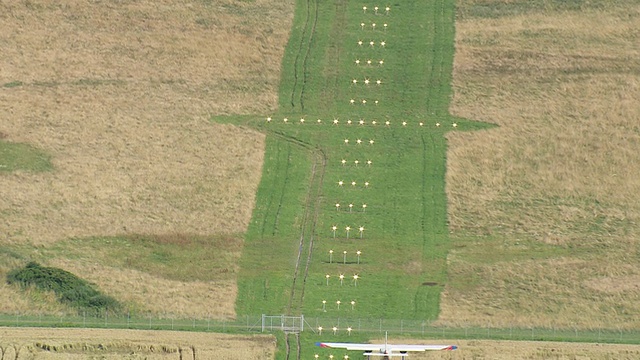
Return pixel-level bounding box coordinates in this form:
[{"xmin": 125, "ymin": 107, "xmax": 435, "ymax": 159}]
[{"xmin": 7, "ymin": 262, "xmax": 120, "ymax": 314}]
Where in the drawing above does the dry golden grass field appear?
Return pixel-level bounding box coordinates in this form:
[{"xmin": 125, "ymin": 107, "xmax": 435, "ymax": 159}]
[
  {"xmin": 0, "ymin": 327, "xmax": 276, "ymax": 359},
  {"xmin": 443, "ymin": 0, "xmax": 640, "ymax": 329},
  {"xmin": 0, "ymin": 0, "xmax": 294, "ymax": 317},
  {"xmin": 413, "ymin": 339, "xmax": 640, "ymax": 360},
  {"xmin": 2, "ymin": 329, "xmax": 639, "ymax": 360}
]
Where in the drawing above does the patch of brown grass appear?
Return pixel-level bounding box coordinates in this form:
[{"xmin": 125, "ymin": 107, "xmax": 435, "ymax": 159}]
[
  {"xmin": 51, "ymin": 259, "xmax": 238, "ymax": 319},
  {"xmin": 0, "ymin": 0, "xmax": 294, "ymax": 316},
  {"xmin": 443, "ymin": 1, "xmax": 640, "ymax": 328},
  {"xmin": 0, "ymin": 327, "xmax": 276, "ymax": 360},
  {"xmin": 409, "ymin": 339, "xmax": 640, "ymax": 360},
  {"xmin": 0, "ymin": 0, "xmax": 295, "ymax": 245}
]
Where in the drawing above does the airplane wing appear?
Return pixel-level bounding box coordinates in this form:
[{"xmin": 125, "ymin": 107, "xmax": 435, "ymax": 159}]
[
  {"xmin": 316, "ymin": 342, "xmax": 383, "ymax": 351},
  {"xmin": 387, "ymin": 344, "xmax": 458, "ymax": 351},
  {"xmin": 316, "ymin": 342, "xmax": 457, "ymax": 352}
]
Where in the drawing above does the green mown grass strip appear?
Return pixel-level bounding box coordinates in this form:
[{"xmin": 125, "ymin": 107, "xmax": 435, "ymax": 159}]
[{"xmin": 227, "ymin": 0, "xmax": 496, "ymax": 324}]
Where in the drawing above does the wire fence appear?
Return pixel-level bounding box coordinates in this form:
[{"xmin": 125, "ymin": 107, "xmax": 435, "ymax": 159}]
[{"xmin": 1, "ymin": 313, "xmax": 639, "ymax": 345}]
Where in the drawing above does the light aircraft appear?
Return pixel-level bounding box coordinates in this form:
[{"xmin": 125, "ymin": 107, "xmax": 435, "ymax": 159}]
[{"xmin": 316, "ymin": 332, "xmax": 457, "ymax": 359}]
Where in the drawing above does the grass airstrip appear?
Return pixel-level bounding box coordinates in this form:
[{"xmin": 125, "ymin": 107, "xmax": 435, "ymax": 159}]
[
  {"xmin": 1, "ymin": 0, "xmax": 640, "ymax": 358},
  {"xmin": 216, "ymin": 0, "xmax": 493, "ymax": 322}
]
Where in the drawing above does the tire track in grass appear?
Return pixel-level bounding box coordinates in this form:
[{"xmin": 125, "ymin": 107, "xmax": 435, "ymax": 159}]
[
  {"xmin": 286, "ymin": 145, "xmax": 326, "ymax": 314},
  {"xmin": 272, "ymin": 142, "xmax": 293, "ymax": 236},
  {"xmin": 299, "ymin": 0, "xmax": 319, "ymax": 111},
  {"xmin": 296, "ymin": 147, "xmax": 326, "ymax": 309},
  {"xmin": 330, "ymin": 0, "xmax": 346, "ymax": 92},
  {"xmin": 290, "ymin": 0, "xmax": 312, "ymax": 108},
  {"xmin": 260, "ymin": 139, "xmax": 283, "ymax": 238},
  {"xmin": 266, "ymin": 131, "xmax": 326, "ymax": 315},
  {"xmin": 285, "ymin": 332, "xmax": 291, "ymax": 360}
]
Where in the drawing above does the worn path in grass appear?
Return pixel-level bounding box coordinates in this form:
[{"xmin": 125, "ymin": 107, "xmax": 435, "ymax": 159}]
[{"xmin": 213, "ymin": 0, "xmax": 492, "ymax": 329}]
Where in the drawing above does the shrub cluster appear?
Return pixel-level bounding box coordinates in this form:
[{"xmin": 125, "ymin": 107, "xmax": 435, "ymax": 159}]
[{"xmin": 7, "ymin": 262, "xmax": 120, "ymax": 314}]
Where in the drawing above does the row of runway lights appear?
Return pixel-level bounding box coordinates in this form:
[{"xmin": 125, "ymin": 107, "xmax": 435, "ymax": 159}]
[
  {"xmin": 314, "ymin": 354, "xmax": 351, "ymax": 360},
  {"xmin": 334, "ymin": 203, "xmax": 368, "ymax": 211},
  {"xmin": 314, "ymin": 5, "xmax": 391, "ymax": 322},
  {"xmin": 337, "ymin": 180, "xmax": 370, "ymax": 188},
  {"xmin": 340, "ymin": 159, "xmax": 372, "ymax": 166},
  {"xmin": 322, "ymin": 300, "xmax": 357, "ymax": 312},
  {"xmin": 331, "ymin": 226, "xmax": 365, "ymax": 238},
  {"xmin": 360, "ymin": 22, "xmax": 388, "ymax": 30},
  {"xmin": 356, "ymin": 40, "xmax": 386, "ymax": 47},
  {"xmin": 354, "ymin": 59, "xmax": 384, "ymax": 65},
  {"xmin": 325, "ymin": 273, "xmax": 361, "ymax": 286},
  {"xmin": 266, "ymin": 117, "xmax": 457, "ymax": 128},
  {"xmin": 363, "ymin": 5, "xmax": 391, "ymax": 14},
  {"xmin": 328, "ymin": 249, "xmax": 363, "ymax": 263}
]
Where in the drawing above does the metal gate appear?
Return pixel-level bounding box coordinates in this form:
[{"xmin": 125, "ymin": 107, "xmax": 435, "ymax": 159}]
[{"xmin": 261, "ymin": 314, "xmax": 304, "ymax": 333}]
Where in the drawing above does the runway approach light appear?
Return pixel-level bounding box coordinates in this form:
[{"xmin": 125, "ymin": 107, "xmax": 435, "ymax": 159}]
[
  {"xmin": 329, "ymin": 249, "xmax": 334, "ymax": 262},
  {"xmin": 326, "ymin": 274, "xmax": 330, "ymax": 285}
]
